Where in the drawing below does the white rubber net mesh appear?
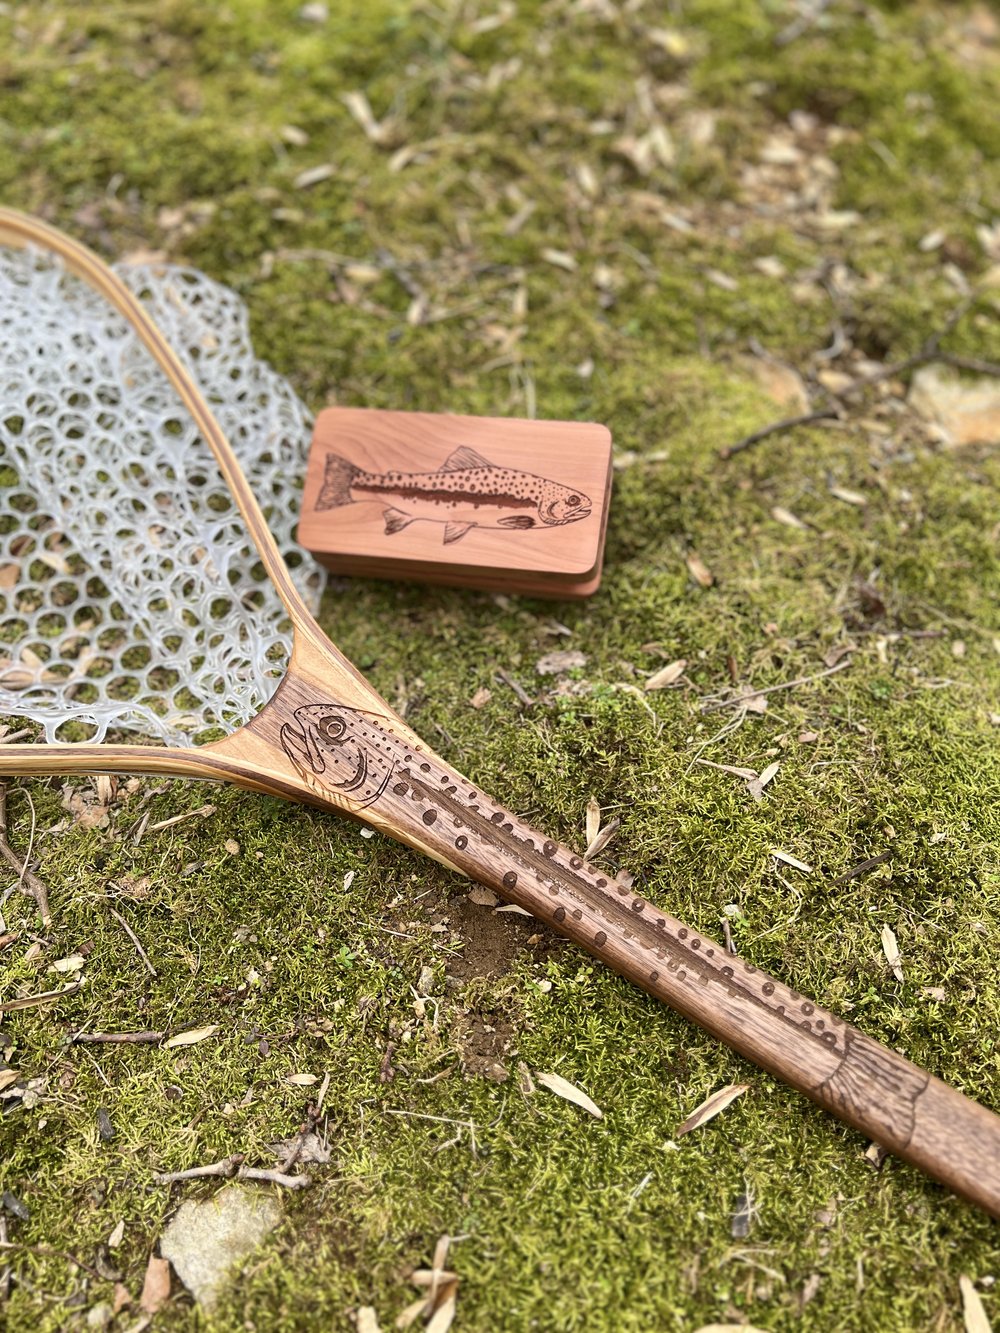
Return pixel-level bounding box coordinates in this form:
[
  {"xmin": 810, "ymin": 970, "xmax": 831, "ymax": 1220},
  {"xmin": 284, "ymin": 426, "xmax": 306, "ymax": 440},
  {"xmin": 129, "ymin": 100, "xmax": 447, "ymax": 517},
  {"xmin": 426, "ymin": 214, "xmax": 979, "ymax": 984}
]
[{"xmin": 0, "ymin": 244, "xmax": 323, "ymax": 745}]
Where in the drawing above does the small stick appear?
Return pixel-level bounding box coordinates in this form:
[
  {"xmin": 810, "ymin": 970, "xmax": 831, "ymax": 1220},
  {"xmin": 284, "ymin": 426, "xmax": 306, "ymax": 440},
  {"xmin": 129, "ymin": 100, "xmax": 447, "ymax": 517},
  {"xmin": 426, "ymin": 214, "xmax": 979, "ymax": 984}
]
[
  {"xmin": 384, "ymin": 1109, "xmax": 478, "ymax": 1128},
  {"xmin": 700, "ymin": 659, "xmax": 852, "ymax": 712},
  {"xmin": 720, "ymin": 409, "xmax": 838, "ymax": 460},
  {"xmin": 0, "ymin": 786, "xmax": 50, "ymax": 926},
  {"xmin": 0, "ymin": 1241, "xmax": 105, "ymax": 1279},
  {"xmin": 494, "ymin": 668, "xmax": 534, "ymax": 708},
  {"xmin": 722, "ymin": 917, "xmax": 735, "ymax": 955},
  {"xmin": 153, "ymin": 1158, "xmax": 243, "ymax": 1183},
  {"xmin": 144, "ymin": 803, "xmax": 216, "ymax": 833},
  {"xmin": 722, "ymin": 340, "xmax": 1000, "ymax": 460},
  {"xmin": 828, "ymin": 851, "xmax": 893, "ymax": 886},
  {"xmin": 937, "ymin": 352, "xmax": 1000, "ymax": 377},
  {"xmin": 107, "ymin": 905, "xmax": 157, "ymax": 977},
  {"xmin": 73, "ymin": 1030, "xmax": 165, "ymax": 1045},
  {"xmin": 239, "ymin": 1167, "xmax": 311, "ymax": 1189},
  {"xmin": 279, "ymin": 1070, "xmax": 331, "ymax": 1173},
  {"xmin": 152, "ymin": 1155, "xmax": 310, "ymax": 1189},
  {"xmin": 129, "ymin": 810, "xmax": 151, "ymax": 845}
]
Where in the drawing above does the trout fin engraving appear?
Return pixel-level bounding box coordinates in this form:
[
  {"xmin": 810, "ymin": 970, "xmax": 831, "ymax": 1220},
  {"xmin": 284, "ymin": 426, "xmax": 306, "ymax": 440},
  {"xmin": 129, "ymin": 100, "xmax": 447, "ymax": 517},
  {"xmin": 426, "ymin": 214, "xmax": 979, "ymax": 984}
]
[
  {"xmin": 316, "ymin": 454, "xmax": 361, "ymax": 510},
  {"xmin": 440, "ymin": 446, "xmax": 492, "ymax": 471},
  {"xmin": 383, "ymin": 506, "xmax": 415, "ymax": 535},
  {"xmin": 443, "ymin": 521, "xmax": 474, "ymax": 544}
]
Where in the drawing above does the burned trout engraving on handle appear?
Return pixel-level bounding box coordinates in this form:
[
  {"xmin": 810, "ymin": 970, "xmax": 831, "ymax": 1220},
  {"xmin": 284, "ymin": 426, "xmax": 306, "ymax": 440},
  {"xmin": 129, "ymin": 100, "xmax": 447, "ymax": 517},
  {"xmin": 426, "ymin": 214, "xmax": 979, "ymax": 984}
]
[
  {"xmin": 274, "ymin": 692, "xmax": 928, "ymax": 1140},
  {"xmin": 279, "ymin": 703, "xmax": 399, "ymax": 810},
  {"xmin": 816, "ymin": 1028, "xmax": 929, "ymax": 1147}
]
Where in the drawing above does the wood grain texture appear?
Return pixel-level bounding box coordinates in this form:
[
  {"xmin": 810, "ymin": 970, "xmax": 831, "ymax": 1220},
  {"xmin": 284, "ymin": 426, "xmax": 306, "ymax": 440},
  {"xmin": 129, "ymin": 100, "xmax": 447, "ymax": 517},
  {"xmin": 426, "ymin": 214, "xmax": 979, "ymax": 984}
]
[
  {"xmin": 0, "ymin": 208, "xmax": 997, "ymax": 1219},
  {"xmin": 298, "ymin": 407, "xmax": 613, "ymax": 597}
]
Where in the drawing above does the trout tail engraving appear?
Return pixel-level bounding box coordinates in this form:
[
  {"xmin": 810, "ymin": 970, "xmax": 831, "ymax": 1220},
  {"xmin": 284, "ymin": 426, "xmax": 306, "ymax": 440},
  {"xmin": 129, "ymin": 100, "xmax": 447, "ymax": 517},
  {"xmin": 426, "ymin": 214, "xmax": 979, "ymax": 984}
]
[
  {"xmin": 814, "ymin": 1028, "xmax": 929, "ymax": 1146},
  {"xmin": 316, "ymin": 454, "xmax": 362, "ymax": 510}
]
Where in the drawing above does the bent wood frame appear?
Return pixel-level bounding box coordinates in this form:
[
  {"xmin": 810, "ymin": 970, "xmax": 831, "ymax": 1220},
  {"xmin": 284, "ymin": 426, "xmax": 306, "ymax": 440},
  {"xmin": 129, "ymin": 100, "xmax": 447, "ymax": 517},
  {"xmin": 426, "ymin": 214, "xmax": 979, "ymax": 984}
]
[{"xmin": 0, "ymin": 209, "xmax": 997, "ymax": 1219}]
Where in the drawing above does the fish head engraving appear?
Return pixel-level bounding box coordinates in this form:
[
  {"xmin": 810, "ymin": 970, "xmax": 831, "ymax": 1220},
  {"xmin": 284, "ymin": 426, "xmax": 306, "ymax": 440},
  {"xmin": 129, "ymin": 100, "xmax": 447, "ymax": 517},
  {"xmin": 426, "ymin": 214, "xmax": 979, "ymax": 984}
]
[
  {"xmin": 537, "ymin": 480, "xmax": 592, "ymax": 526},
  {"xmin": 280, "ymin": 703, "xmax": 396, "ymax": 807}
]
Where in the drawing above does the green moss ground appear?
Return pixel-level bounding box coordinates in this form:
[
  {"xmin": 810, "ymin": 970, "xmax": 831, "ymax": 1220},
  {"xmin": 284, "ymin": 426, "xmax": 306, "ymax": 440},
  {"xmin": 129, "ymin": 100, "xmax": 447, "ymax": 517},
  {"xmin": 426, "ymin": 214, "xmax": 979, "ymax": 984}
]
[{"xmin": 1, "ymin": 1, "xmax": 999, "ymax": 1328}]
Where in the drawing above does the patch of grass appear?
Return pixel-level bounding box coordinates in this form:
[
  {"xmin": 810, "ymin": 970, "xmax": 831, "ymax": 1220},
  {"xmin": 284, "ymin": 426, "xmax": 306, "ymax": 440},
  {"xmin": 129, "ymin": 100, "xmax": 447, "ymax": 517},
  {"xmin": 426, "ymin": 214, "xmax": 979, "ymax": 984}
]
[{"xmin": 1, "ymin": 1, "xmax": 1000, "ymax": 1330}]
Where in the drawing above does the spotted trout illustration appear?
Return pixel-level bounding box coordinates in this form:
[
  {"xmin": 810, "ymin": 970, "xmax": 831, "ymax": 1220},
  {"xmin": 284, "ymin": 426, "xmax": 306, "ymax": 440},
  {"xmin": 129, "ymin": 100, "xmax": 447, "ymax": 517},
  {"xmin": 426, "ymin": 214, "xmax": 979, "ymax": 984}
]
[{"xmin": 315, "ymin": 445, "xmax": 592, "ymax": 544}]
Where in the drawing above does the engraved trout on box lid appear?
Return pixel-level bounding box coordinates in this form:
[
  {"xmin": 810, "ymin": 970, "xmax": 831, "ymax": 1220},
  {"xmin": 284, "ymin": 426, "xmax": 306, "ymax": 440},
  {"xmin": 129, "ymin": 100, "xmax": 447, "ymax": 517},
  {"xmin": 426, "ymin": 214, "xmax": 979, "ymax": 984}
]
[{"xmin": 315, "ymin": 445, "xmax": 592, "ymax": 544}]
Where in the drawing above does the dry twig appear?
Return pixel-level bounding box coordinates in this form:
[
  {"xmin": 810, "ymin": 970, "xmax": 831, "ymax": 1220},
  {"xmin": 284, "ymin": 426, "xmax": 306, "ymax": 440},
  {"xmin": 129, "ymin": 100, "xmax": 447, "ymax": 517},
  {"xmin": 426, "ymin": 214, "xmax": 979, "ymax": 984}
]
[
  {"xmin": 152, "ymin": 1154, "xmax": 310, "ymax": 1189},
  {"xmin": 144, "ymin": 802, "xmax": 216, "ymax": 833},
  {"xmin": 721, "ymin": 408, "xmax": 839, "ymax": 458},
  {"xmin": 0, "ymin": 1217, "xmax": 9, "ymax": 1302},
  {"xmin": 722, "ymin": 292, "xmax": 1000, "ymax": 459},
  {"xmin": 494, "ymin": 667, "xmax": 534, "ymax": 707},
  {"xmin": 0, "ymin": 785, "xmax": 50, "ymax": 926},
  {"xmin": 279, "ymin": 1070, "xmax": 331, "ymax": 1173},
  {"xmin": 829, "ymin": 851, "xmax": 892, "ymax": 885},
  {"xmin": 73, "ymin": 1030, "xmax": 165, "ymax": 1045},
  {"xmin": 700, "ymin": 659, "xmax": 852, "ymax": 712},
  {"xmin": 0, "ymin": 1241, "xmax": 105, "ymax": 1279},
  {"xmin": 107, "ymin": 905, "xmax": 157, "ymax": 977}
]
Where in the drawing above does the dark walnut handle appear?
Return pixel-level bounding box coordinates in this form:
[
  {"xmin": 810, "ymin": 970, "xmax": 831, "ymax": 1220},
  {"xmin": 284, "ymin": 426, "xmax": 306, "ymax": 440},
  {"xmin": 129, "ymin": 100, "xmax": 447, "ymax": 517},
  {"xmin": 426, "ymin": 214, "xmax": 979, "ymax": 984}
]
[{"xmin": 251, "ymin": 678, "xmax": 1000, "ymax": 1220}]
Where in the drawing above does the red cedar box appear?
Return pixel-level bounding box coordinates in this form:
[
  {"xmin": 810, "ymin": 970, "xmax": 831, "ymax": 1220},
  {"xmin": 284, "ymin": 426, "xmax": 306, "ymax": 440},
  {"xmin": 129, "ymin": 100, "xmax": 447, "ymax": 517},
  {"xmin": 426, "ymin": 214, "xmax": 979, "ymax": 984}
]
[{"xmin": 298, "ymin": 407, "xmax": 613, "ymax": 598}]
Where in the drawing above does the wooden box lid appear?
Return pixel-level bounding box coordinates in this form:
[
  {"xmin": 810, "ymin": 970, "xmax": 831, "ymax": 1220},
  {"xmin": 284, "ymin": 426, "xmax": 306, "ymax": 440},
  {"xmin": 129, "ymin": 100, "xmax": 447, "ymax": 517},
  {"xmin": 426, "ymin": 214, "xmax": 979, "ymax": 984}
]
[{"xmin": 298, "ymin": 407, "xmax": 613, "ymax": 598}]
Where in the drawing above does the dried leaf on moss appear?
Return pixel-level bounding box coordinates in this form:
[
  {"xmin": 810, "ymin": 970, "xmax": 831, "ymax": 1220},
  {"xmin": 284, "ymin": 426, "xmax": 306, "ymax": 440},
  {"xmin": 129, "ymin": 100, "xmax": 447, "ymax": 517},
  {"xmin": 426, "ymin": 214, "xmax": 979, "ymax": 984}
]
[
  {"xmin": 677, "ymin": 1084, "xmax": 749, "ymax": 1136},
  {"xmin": 881, "ymin": 925, "xmax": 904, "ymax": 982},
  {"xmin": 585, "ymin": 817, "xmax": 620, "ymax": 860},
  {"xmin": 959, "ymin": 1276, "xmax": 992, "ymax": 1333},
  {"xmin": 747, "ymin": 760, "xmax": 780, "ymax": 803},
  {"xmin": 829, "ymin": 484, "xmax": 866, "ymax": 506},
  {"xmin": 771, "ymin": 505, "xmax": 808, "ymax": 530},
  {"xmin": 426, "ymin": 1286, "xmax": 458, "ymax": 1333},
  {"xmin": 645, "ymin": 659, "xmax": 687, "ymax": 690},
  {"xmin": 686, "ymin": 553, "xmax": 715, "ymax": 588},
  {"xmin": 585, "ymin": 796, "xmax": 601, "ymax": 847},
  {"xmin": 139, "ymin": 1255, "xmax": 170, "ymax": 1314},
  {"xmin": 771, "ymin": 848, "xmax": 813, "ymax": 873},
  {"xmin": 536, "ymin": 1071, "xmax": 603, "ymax": 1118},
  {"xmin": 164, "ymin": 1025, "xmax": 218, "ymax": 1049},
  {"xmin": 693, "ymin": 1327, "xmax": 770, "ymax": 1333},
  {"xmin": 50, "ymin": 953, "xmax": 85, "ymax": 974}
]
